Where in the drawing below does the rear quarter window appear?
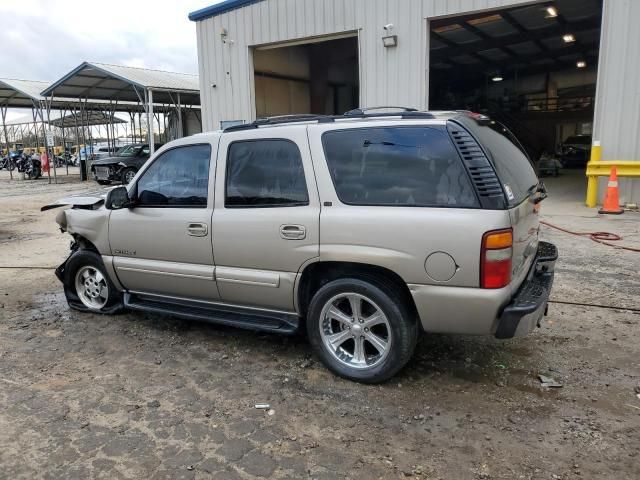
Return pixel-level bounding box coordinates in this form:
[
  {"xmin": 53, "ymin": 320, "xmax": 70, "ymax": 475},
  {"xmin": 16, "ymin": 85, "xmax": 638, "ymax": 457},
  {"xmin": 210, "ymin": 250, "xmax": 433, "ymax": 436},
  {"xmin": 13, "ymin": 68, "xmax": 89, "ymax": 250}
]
[
  {"xmin": 321, "ymin": 126, "xmax": 479, "ymax": 208},
  {"xmin": 471, "ymin": 122, "xmax": 539, "ymax": 206}
]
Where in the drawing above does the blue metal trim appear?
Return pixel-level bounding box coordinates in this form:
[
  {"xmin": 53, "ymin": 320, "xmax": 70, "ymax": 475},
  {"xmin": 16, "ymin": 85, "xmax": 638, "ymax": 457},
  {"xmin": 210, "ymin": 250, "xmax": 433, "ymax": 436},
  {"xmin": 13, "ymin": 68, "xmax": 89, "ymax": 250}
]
[{"xmin": 188, "ymin": 0, "xmax": 265, "ymax": 22}]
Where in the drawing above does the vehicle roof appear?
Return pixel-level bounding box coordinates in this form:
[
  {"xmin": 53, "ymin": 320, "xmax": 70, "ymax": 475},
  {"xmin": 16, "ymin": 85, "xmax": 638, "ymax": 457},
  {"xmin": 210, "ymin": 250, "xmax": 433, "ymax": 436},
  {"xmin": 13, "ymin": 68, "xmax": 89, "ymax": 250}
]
[{"xmin": 184, "ymin": 110, "xmax": 485, "ymax": 144}]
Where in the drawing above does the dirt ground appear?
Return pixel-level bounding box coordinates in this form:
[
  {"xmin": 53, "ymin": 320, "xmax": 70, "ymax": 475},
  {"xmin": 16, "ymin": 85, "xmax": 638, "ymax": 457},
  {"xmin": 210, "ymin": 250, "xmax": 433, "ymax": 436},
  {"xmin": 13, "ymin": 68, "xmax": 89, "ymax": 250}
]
[{"xmin": 1, "ymin": 170, "xmax": 639, "ymax": 480}]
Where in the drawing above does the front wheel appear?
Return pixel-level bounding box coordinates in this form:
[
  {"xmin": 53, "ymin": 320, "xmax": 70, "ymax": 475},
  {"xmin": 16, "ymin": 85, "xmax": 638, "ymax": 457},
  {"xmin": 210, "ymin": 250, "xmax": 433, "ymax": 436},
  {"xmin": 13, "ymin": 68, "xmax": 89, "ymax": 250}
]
[
  {"xmin": 307, "ymin": 278, "xmax": 418, "ymax": 383},
  {"xmin": 62, "ymin": 250, "xmax": 123, "ymax": 314},
  {"xmin": 121, "ymin": 167, "xmax": 137, "ymax": 184}
]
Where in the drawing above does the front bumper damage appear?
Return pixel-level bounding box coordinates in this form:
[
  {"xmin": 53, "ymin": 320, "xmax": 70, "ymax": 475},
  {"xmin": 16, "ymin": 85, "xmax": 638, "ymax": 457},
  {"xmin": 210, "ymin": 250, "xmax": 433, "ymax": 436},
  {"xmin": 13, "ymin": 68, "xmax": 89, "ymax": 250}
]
[
  {"xmin": 92, "ymin": 163, "xmax": 122, "ymax": 182},
  {"xmin": 494, "ymin": 241, "xmax": 558, "ymax": 339}
]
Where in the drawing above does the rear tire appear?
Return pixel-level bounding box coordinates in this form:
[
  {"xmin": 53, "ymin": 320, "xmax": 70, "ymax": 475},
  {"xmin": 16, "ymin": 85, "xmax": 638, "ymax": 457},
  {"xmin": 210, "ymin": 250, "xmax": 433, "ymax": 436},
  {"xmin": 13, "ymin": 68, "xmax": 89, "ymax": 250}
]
[
  {"xmin": 307, "ymin": 278, "xmax": 418, "ymax": 383},
  {"xmin": 62, "ymin": 250, "xmax": 123, "ymax": 314}
]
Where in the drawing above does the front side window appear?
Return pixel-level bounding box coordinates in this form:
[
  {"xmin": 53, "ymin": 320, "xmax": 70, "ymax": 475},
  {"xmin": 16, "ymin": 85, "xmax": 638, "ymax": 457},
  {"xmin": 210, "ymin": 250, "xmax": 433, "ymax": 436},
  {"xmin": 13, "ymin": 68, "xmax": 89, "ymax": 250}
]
[
  {"xmin": 322, "ymin": 126, "xmax": 479, "ymax": 207},
  {"xmin": 136, "ymin": 144, "xmax": 211, "ymax": 207},
  {"xmin": 225, "ymin": 139, "xmax": 309, "ymax": 207}
]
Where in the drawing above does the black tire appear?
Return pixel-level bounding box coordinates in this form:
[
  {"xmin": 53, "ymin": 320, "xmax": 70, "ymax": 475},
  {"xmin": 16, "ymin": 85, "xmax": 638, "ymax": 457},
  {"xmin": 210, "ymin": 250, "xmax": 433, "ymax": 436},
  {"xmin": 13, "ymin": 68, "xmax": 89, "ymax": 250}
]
[
  {"xmin": 307, "ymin": 277, "xmax": 418, "ymax": 384},
  {"xmin": 62, "ymin": 249, "xmax": 123, "ymax": 314},
  {"xmin": 121, "ymin": 167, "xmax": 137, "ymax": 185},
  {"xmin": 97, "ymin": 180, "xmax": 111, "ymax": 185}
]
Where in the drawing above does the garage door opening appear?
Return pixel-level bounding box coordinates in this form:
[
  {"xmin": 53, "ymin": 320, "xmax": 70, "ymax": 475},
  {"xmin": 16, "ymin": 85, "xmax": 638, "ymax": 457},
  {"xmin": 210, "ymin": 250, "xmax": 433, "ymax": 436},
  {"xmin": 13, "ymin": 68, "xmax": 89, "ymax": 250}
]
[
  {"xmin": 428, "ymin": 0, "xmax": 603, "ymax": 201},
  {"xmin": 253, "ymin": 35, "xmax": 359, "ymax": 118}
]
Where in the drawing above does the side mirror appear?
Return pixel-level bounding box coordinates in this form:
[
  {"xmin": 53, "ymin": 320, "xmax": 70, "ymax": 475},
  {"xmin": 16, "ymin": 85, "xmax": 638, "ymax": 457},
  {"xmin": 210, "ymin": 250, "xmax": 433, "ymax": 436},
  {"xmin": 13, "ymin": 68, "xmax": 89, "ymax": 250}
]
[{"xmin": 105, "ymin": 186, "xmax": 132, "ymax": 210}]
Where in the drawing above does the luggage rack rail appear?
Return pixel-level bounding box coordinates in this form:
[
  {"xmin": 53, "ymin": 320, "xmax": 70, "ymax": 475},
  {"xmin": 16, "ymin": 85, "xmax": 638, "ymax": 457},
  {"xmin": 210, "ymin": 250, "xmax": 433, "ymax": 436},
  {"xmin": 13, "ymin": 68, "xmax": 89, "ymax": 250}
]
[{"xmin": 223, "ymin": 108, "xmax": 438, "ymax": 132}]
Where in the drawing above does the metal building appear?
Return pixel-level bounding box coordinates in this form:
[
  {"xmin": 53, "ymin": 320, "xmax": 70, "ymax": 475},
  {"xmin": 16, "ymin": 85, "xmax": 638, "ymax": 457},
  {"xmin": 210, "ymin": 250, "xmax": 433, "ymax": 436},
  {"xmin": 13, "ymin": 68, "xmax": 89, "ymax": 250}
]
[{"xmin": 190, "ymin": 0, "xmax": 640, "ymax": 203}]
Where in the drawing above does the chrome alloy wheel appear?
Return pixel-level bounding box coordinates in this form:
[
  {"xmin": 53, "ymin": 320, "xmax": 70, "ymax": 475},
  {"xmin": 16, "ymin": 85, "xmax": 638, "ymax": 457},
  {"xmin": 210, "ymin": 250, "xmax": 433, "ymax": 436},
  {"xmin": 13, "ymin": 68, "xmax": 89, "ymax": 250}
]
[
  {"xmin": 319, "ymin": 293, "xmax": 392, "ymax": 369},
  {"xmin": 74, "ymin": 266, "xmax": 109, "ymax": 310}
]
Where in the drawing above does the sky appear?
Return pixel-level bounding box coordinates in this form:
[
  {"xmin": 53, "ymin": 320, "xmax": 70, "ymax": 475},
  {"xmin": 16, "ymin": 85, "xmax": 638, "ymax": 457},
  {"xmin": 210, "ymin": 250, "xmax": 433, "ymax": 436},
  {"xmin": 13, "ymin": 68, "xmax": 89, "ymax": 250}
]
[{"xmin": 0, "ymin": 0, "xmax": 222, "ymax": 120}]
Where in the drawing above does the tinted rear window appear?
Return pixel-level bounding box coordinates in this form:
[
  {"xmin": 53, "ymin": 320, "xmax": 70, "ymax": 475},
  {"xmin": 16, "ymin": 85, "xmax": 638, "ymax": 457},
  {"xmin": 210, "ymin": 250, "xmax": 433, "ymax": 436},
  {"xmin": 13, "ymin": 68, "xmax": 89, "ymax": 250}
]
[
  {"xmin": 322, "ymin": 126, "xmax": 479, "ymax": 207},
  {"xmin": 471, "ymin": 122, "xmax": 538, "ymax": 206}
]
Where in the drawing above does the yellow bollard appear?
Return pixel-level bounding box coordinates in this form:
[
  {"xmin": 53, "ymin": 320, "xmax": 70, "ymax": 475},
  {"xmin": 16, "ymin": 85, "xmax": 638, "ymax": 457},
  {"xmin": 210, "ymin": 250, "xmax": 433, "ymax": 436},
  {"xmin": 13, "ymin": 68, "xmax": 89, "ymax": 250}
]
[{"xmin": 585, "ymin": 141, "xmax": 602, "ymax": 207}]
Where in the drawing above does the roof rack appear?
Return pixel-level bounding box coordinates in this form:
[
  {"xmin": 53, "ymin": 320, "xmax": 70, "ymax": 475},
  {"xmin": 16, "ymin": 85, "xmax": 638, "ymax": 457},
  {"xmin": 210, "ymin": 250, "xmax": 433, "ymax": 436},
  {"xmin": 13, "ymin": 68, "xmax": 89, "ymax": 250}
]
[
  {"xmin": 223, "ymin": 114, "xmax": 334, "ymax": 132},
  {"xmin": 345, "ymin": 106, "xmax": 418, "ymax": 115},
  {"xmin": 223, "ymin": 108, "xmax": 437, "ymax": 133}
]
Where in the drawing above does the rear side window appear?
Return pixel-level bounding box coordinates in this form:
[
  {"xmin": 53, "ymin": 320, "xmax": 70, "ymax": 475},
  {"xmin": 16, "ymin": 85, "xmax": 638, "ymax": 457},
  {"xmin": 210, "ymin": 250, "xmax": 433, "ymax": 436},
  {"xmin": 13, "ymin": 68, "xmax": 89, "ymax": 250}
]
[
  {"xmin": 472, "ymin": 122, "xmax": 538, "ymax": 205},
  {"xmin": 225, "ymin": 139, "xmax": 309, "ymax": 207},
  {"xmin": 322, "ymin": 127, "xmax": 479, "ymax": 207}
]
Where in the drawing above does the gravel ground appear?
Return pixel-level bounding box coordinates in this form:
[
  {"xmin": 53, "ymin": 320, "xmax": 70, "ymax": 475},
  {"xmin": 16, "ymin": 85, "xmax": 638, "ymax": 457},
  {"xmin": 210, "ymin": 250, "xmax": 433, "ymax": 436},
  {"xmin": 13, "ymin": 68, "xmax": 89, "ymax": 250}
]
[{"xmin": 1, "ymin": 171, "xmax": 639, "ymax": 480}]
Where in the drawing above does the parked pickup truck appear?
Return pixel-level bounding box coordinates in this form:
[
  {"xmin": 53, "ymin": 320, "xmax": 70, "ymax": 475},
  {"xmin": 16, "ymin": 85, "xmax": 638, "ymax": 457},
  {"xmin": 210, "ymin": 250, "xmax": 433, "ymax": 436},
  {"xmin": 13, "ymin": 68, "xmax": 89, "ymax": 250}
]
[{"xmin": 44, "ymin": 109, "xmax": 557, "ymax": 383}]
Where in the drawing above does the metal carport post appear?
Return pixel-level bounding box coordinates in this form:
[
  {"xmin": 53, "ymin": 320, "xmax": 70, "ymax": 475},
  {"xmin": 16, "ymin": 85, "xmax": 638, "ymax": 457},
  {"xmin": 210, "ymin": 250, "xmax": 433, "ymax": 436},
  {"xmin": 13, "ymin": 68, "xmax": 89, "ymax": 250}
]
[{"xmin": 0, "ymin": 103, "xmax": 13, "ymax": 179}]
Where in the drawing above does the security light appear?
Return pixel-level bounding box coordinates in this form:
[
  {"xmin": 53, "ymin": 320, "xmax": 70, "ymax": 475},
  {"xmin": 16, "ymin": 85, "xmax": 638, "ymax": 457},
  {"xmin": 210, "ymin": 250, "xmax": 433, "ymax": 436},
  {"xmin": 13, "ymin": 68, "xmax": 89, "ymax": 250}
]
[
  {"xmin": 492, "ymin": 75, "xmax": 503, "ymax": 82},
  {"xmin": 563, "ymin": 34, "xmax": 575, "ymax": 43},
  {"xmin": 546, "ymin": 6, "xmax": 558, "ymax": 18},
  {"xmin": 382, "ymin": 35, "xmax": 398, "ymax": 47},
  {"xmin": 577, "ymin": 60, "xmax": 587, "ymax": 68}
]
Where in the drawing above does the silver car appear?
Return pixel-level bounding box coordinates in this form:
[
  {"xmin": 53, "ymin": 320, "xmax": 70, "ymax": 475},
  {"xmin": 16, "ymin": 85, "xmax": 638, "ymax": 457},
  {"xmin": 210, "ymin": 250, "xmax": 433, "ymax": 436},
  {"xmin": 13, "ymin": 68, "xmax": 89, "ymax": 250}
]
[{"xmin": 45, "ymin": 110, "xmax": 557, "ymax": 383}]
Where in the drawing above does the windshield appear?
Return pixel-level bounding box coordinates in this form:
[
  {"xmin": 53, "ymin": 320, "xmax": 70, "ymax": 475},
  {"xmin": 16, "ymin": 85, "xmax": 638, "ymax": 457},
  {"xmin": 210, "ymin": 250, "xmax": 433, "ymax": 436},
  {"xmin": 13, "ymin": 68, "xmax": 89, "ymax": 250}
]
[
  {"xmin": 117, "ymin": 145, "xmax": 143, "ymax": 157},
  {"xmin": 564, "ymin": 136, "xmax": 591, "ymax": 145}
]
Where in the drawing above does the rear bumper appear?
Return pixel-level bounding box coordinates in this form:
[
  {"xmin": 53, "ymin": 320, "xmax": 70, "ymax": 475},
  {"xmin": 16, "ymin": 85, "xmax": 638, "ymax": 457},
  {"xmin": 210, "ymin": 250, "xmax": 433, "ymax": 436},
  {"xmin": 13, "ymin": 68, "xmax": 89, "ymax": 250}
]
[
  {"xmin": 494, "ymin": 241, "xmax": 558, "ymax": 339},
  {"xmin": 408, "ymin": 241, "xmax": 557, "ymax": 337}
]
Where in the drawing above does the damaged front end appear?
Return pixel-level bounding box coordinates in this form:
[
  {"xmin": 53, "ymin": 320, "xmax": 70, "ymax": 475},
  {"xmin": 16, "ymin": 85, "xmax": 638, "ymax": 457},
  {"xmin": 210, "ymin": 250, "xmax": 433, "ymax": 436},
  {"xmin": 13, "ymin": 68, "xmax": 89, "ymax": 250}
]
[{"xmin": 43, "ymin": 191, "xmax": 113, "ymax": 276}]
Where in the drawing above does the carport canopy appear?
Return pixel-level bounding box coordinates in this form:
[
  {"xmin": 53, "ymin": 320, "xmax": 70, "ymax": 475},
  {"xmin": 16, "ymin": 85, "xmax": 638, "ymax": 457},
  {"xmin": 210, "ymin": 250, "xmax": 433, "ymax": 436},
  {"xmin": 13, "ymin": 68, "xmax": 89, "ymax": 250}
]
[
  {"xmin": 42, "ymin": 62, "xmax": 200, "ymax": 154},
  {"xmin": 48, "ymin": 111, "xmax": 126, "ymax": 128},
  {"xmin": 41, "ymin": 62, "xmax": 200, "ymax": 106},
  {"xmin": 0, "ymin": 78, "xmax": 48, "ymax": 108}
]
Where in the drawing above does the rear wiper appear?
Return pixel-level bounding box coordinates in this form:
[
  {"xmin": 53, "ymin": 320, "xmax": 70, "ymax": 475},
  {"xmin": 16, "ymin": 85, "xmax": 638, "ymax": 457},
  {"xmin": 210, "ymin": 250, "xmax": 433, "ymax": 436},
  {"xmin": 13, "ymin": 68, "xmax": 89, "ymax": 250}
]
[{"xmin": 363, "ymin": 140, "xmax": 396, "ymax": 147}]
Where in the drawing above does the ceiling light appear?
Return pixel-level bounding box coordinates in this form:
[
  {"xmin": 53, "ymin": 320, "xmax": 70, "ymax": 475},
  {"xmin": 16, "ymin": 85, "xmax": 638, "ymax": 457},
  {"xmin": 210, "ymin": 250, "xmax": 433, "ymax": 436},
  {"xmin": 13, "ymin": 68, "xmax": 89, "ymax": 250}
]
[
  {"xmin": 577, "ymin": 60, "xmax": 587, "ymax": 68},
  {"xmin": 563, "ymin": 34, "xmax": 575, "ymax": 43},
  {"xmin": 546, "ymin": 6, "xmax": 558, "ymax": 18},
  {"xmin": 492, "ymin": 75, "xmax": 503, "ymax": 82}
]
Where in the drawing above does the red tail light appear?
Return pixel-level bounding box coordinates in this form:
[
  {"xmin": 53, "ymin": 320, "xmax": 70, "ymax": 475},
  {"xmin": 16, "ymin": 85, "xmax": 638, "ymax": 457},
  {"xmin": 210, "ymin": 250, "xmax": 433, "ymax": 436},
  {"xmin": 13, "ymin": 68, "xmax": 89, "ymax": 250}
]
[{"xmin": 481, "ymin": 229, "xmax": 513, "ymax": 289}]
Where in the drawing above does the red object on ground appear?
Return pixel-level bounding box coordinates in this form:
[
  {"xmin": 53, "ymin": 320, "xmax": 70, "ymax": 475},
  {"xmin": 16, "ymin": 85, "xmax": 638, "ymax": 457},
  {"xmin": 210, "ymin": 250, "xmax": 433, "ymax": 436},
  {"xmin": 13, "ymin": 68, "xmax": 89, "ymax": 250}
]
[
  {"xmin": 599, "ymin": 166, "xmax": 624, "ymax": 215},
  {"xmin": 41, "ymin": 153, "xmax": 49, "ymax": 173}
]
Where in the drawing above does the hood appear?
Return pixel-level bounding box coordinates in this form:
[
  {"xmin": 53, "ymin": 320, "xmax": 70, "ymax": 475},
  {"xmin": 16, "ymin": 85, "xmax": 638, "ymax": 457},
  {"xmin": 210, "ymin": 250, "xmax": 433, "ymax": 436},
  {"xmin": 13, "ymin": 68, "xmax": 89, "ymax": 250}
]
[
  {"xmin": 41, "ymin": 190, "xmax": 108, "ymax": 211},
  {"xmin": 91, "ymin": 156, "xmax": 123, "ymax": 166}
]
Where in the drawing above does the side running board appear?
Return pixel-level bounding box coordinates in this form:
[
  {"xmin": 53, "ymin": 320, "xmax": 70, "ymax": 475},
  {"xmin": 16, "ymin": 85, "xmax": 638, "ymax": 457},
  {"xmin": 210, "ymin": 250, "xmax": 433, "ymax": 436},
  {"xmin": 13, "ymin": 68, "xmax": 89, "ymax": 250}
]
[{"xmin": 124, "ymin": 293, "xmax": 300, "ymax": 334}]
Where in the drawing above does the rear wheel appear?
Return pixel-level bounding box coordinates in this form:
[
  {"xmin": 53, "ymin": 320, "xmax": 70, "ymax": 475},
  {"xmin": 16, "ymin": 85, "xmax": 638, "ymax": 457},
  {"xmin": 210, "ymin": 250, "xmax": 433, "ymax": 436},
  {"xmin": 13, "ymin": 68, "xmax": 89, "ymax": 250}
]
[
  {"xmin": 307, "ymin": 278, "xmax": 418, "ymax": 383},
  {"xmin": 63, "ymin": 250, "xmax": 123, "ymax": 313}
]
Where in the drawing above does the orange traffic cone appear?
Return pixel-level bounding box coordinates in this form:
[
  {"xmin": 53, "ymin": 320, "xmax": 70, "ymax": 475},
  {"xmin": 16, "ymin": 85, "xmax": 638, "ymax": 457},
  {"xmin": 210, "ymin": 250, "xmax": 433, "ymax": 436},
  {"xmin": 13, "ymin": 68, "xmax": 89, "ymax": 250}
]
[{"xmin": 599, "ymin": 166, "xmax": 624, "ymax": 215}]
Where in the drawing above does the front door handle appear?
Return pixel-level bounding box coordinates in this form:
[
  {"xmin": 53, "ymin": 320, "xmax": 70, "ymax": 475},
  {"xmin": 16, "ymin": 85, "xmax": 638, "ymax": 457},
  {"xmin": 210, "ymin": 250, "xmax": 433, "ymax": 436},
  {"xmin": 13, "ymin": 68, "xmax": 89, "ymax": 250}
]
[
  {"xmin": 280, "ymin": 224, "xmax": 306, "ymax": 240},
  {"xmin": 187, "ymin": 222, "xmax": 208, "ymax": 237}
]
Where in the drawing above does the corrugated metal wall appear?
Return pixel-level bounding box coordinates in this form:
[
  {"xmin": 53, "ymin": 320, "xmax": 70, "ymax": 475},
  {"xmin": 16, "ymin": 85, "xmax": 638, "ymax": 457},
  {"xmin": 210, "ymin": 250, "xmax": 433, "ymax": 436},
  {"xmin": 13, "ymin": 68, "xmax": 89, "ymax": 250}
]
[
  {"xmin": 195, "ymin": 0, "xmax": 534, "ymax": 131},
  {"xmin": 593, "ymin": 0, "xmax": 640, "ymax": 203}
]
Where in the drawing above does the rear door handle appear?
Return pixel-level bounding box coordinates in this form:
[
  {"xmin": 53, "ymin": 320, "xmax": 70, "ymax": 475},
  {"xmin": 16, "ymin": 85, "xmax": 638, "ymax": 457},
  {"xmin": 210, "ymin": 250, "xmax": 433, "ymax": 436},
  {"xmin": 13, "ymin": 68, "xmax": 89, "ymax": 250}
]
[
  {"xmin": 280, "ymin": 224, "xmax": 306, "ymax": 240},
  {"xmin": 187, "ymin": 223, "xmax": 208, "ymax": 237}
]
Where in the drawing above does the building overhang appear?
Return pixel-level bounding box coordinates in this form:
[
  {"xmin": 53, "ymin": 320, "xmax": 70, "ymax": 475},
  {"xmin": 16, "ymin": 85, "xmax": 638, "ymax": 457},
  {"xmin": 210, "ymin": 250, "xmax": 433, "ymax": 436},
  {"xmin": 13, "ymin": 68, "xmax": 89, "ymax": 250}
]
[{"xmin": 189, "ymin": 0, "xmax": 265, "ymax": 22}]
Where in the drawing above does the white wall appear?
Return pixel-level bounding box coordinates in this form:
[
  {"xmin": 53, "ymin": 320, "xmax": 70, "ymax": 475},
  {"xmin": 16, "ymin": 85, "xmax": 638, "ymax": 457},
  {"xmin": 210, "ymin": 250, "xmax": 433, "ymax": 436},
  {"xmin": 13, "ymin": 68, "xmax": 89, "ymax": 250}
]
[
  {"xmin": 194, "ymin": 0, "xmax": 535, "ymax": 131},
  {"xmin": 593, "ymin": 0, "xmax": 640, "ymax": 203}
]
